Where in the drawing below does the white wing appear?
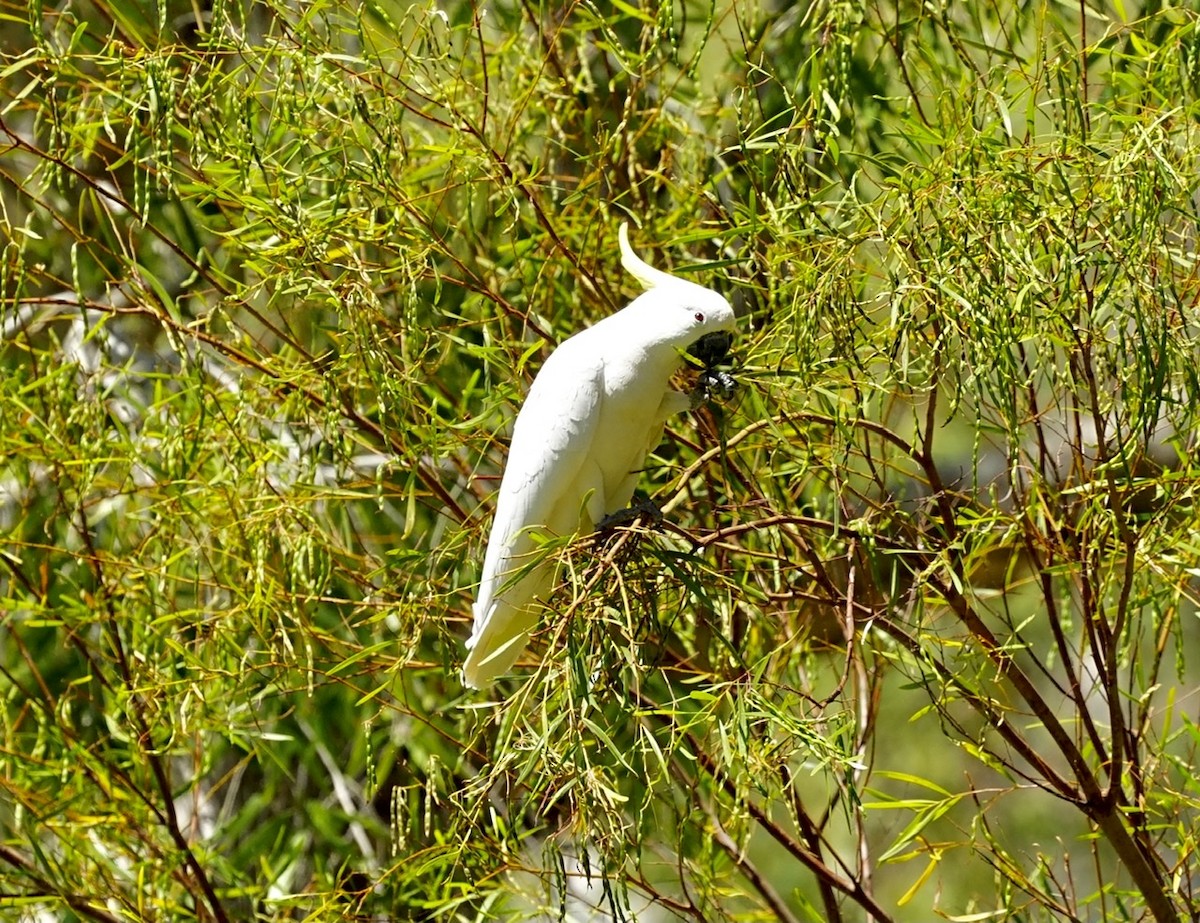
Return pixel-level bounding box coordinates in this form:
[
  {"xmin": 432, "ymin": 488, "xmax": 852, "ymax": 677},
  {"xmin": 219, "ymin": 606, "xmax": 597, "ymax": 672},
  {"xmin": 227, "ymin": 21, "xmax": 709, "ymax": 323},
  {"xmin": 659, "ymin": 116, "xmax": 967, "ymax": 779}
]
[{"xmin": 463, "ymin": 344, "xmax": 605, "ymax": 688}]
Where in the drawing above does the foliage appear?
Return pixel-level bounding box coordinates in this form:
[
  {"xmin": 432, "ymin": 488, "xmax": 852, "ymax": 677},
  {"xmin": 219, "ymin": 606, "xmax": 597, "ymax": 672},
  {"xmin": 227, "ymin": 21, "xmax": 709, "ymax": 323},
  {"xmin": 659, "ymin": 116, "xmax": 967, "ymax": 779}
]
[{"xmin": 2, "ymin": 0, "xmax": 1198, "ymax": 920}]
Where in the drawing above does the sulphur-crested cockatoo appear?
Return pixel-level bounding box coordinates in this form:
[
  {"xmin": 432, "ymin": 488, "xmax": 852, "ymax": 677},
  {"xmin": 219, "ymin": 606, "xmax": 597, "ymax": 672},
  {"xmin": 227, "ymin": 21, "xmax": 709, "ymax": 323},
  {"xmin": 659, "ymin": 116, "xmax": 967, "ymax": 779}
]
[{"xmin": 462, "ymin": 224, "xmax": 737, "ymax": 689}]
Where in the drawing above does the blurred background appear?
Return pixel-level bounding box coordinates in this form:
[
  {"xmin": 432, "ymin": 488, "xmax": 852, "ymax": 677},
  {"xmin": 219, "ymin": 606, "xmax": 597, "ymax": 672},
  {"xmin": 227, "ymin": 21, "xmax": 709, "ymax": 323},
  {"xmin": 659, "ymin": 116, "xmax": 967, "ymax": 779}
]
[{"xmin": 1, "ymin": 1, "xmax": 1198, "ymax": 920}]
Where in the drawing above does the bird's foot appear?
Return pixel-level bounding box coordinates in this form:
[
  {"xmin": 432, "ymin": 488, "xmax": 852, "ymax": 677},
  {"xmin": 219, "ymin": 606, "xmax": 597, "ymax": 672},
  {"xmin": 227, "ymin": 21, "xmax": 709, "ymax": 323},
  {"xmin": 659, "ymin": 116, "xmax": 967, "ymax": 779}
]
[
  {"xmin": 690, "ymin": 368, "xmax": 738, "ymax": 409},
  {"xmin": 597, "ymin": 495, "xmax": 664, "ymax": 531}
]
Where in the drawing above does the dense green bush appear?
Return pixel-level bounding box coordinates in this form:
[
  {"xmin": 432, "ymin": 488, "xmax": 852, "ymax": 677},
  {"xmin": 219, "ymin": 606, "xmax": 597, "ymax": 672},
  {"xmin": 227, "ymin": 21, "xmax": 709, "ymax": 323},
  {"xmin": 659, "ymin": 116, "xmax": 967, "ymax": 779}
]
[{"xmin": 2, "ymin": 1, "xmax": 1198, "ymax": 920}]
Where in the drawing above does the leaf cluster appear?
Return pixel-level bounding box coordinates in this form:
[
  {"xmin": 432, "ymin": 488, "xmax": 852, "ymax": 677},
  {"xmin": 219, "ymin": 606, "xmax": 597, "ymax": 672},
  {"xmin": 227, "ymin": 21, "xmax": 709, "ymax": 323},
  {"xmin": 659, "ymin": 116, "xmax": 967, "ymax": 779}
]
[{"xmin": 2, "ymin": 1, "xmax": 1198, "ymax": 921}]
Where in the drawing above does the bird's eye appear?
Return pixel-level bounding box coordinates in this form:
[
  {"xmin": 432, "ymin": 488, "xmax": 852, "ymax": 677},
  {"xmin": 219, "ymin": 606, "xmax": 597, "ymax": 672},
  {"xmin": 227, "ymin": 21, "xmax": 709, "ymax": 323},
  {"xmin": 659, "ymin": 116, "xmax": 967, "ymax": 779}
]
[{"xmin": 694, "ymin": 311, "xmax": 705, "ymax": 322}]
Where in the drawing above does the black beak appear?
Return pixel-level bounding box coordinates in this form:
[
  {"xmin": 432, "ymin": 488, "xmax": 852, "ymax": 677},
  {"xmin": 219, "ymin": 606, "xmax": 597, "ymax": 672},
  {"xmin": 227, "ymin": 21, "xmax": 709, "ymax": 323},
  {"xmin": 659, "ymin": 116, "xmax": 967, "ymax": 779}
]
[{"xmin": 687, "ymin": 331, "xmax": 733, "ymax": 368}]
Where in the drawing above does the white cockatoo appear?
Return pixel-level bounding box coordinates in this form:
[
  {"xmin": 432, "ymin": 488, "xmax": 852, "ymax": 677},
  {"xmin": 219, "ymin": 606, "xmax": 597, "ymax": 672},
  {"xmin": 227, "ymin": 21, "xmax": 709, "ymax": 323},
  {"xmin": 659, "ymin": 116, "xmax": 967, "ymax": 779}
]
[{"xmin": 462, "ymin": 224, "xmax": 737, "ymax": 689}]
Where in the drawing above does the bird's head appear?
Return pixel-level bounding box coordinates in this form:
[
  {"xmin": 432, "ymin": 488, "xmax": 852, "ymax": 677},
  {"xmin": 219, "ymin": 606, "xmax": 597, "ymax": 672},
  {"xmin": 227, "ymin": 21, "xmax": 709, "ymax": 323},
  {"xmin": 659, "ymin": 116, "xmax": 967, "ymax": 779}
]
[{"xmin": 618, "ymin": 223, "xmax": 737, "ymax": 355}]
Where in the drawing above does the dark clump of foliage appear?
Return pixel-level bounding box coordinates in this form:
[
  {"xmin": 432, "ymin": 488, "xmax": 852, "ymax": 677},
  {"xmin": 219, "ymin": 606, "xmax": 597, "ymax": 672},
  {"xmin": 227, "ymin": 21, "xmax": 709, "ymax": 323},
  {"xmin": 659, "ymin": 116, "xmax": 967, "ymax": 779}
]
[{"xmin": 2, "ymin": 1, "xmax": 1198, "ymax": 920}]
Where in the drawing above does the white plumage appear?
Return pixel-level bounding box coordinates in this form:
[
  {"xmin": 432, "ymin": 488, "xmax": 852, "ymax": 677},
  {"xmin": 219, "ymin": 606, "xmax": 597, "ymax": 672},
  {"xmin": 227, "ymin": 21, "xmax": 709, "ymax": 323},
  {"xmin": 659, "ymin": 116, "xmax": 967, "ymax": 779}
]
[{"xmin": 462, "ymin": 225, "xmax": 737, "ymax": 689}]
